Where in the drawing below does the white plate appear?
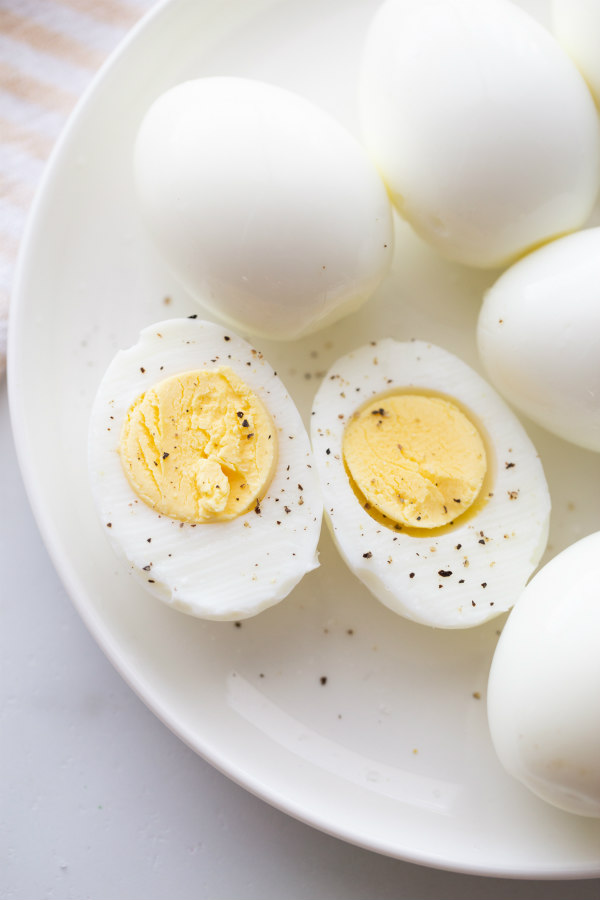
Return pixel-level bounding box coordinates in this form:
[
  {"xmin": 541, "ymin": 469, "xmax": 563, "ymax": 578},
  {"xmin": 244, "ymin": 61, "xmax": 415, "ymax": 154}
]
[{"xmin": 9, "ymin": 0, "xmax": 600, "ymax": 878}]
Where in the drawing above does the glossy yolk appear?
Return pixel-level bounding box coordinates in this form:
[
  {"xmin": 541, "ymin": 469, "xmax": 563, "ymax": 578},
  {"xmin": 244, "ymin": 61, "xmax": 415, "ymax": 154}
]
[
  {"xmin": 119, "ymin": 366, "xmax": 277, "ymax": 523},
  {"xmin": 342, "ymin": 394, "xmax": 486, "ymax": 528}
]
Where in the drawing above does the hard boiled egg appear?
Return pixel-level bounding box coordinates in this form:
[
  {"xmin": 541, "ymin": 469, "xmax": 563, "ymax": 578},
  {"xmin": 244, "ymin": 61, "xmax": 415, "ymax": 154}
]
[
  {"xmin": 88, "ymin": 318, "xmax": 322, "ymax": 620},
  {"xmin": 311, "ymin": 340, "xmax": 550, "ymax": 628},
  {"xmin": 487, "ymin": 531, "xmax": 600, "ymax": 818},
  {"xmin": 477, "ymin": 227, "xmax": 600, "ymax": 453},
  {"xmin": 134, "ymin": 77, "xmax": 393, "ymax": 341},
  {"xmin": 553, "ymin": 0, "xmax": 600, "ymax": 105},
  {"xmin": 358, "ymin": 0, "xmax": 600, "ymax": 268}
]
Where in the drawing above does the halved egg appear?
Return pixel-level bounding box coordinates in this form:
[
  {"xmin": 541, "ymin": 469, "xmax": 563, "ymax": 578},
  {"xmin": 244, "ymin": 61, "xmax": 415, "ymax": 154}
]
[
  {"xmin": 88, "ymin": 318, "xmax": 322, "ymax": 620},
  {"xmin": 311, "ymin": 340, "xmax": 550, "ymax": 628}
]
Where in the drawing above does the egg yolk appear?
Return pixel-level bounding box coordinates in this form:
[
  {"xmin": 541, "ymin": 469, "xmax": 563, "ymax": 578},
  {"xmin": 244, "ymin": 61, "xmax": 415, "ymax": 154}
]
[
  {"xmin": 119, "ymin": 367, "xmax": 277, "ymax": 523},
  {"xmin": 342, "ymin": 394, "xmax": 487, "ymax": 529}
]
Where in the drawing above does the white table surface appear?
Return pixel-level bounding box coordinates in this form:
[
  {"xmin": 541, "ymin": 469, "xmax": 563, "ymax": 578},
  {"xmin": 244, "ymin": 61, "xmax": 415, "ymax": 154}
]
[{"xmin": 2, "ymin": 379, "xmax": 599, "ymax": 900}]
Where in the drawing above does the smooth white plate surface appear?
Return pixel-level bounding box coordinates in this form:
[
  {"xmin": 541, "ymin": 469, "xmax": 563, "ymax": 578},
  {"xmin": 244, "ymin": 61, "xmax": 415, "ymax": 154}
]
[{"xmin": 9, "ymin": 0, "xmax": 600, "ymax": 878}]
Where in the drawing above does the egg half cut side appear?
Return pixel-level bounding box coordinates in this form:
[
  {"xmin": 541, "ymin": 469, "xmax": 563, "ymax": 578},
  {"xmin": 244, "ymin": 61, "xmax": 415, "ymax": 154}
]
[
  {"xmin": 311, "ymin": 340, "xmax": 551, "ymax": 628},
  {"xmin": 88, "ymin": 318, "xmax": 323, "ymax": 620}
]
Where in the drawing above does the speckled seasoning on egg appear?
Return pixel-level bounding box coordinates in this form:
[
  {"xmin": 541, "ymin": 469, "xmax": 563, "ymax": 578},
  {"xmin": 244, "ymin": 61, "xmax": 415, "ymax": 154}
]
[
  {"xmin": 311, "ymin": 340, "xmax": 551, "ymax": 628},
  {"xmin": 88, "ymin": 318, "xmax": 322, "ymax": 620}
]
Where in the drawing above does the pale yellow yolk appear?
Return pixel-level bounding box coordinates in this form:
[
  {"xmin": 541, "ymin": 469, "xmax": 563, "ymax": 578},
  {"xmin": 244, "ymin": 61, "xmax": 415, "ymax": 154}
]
[
  {"xmin": 119, "ymin": 367, "xmax": 277, "ymax": 523},
  {"xmin": 342, "ymin": 394, "xmax": 487, "ymax": 529}
]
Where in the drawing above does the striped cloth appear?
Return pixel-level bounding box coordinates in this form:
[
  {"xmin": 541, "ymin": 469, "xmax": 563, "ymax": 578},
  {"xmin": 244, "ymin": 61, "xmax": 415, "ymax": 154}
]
[{"xmin": 0, "ymin": 0, "xmax": 156, "ymax": 375}]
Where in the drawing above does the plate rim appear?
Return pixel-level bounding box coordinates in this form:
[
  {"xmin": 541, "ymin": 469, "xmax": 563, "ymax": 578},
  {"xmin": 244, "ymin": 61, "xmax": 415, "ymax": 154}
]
[{"xmin": 7, "ymin": 0, "xmax": 600, "ymax": 880}]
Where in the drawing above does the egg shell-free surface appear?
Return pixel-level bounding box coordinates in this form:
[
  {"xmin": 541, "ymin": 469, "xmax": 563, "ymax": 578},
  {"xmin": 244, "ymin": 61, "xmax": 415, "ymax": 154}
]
[
  {"xmin": 88, "ymin": 319, "xmax": 322, "ymax": 620},
  {"xmin": 134, "ymin": 77, "xmax": 393, "ymax": 341},
  {"xmin": 359, "ymin": 0, "xmax": 600, "ymax": 268},
  {"xmin": 311, "ymin": 340, "xmax": 551, "ymax": 628},
  {"xmin": 477, "ymin": 227, "xmax": 600, "ymax": 453},
  {"xmin": 487, "ymin": 530, "xmax": 600, "ymax": 817},
  {"xmin": 553, "ymin": 0, "xmax": 600, "ymax": 105}
]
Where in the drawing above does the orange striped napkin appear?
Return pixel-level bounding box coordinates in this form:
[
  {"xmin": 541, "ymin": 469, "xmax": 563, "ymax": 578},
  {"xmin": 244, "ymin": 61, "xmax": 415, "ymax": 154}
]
[{"xmin": 0, "ymin": 0, "xmax": 155, "ymax": 375}]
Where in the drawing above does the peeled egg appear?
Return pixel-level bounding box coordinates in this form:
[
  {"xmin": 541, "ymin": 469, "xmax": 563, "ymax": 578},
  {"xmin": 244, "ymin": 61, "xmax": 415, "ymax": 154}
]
[
  {"xmin": 358, "ymin": 0, "xmax": 600, "ymax": 268},
  {"xmin": 311, "ymin": 340, "xmax": 550, "ymax": 628},
  {"xmin": 477, "ymin": 227, "xmax": 600, "ymax": 453},
  {"xmin": 134, "ymin": 77, "xmax": 393, "ymax": 341},
  {"xmin": 553, "ymin": 0, "xmax": 600, "ymax": 105},
  {"xmin": 88, "ymin": 318, "xmax": 322, "ymax": 620},
  {"xmin": 487, "ymin": 531, "xmax": 600, "ymax": 818}
]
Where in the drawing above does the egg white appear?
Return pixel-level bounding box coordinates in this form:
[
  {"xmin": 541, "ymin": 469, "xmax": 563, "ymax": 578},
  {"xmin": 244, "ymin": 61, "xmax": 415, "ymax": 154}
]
[
  {"xmin": 88, "ymin": 318, "xmax": 322, "ymax": 620},
  {"xmin": 311, "ymin": 340, "xmax": 551, "ymax": 628},
  {"xmin": 487, "ymin": 530, "xmax": 600, "ymax": 817},
  {"xmin": 134, "ymin": 77, "xmax": 393, "ymax": 341},
  {"xmin": 358, "ymin": 0, "xmax": 600, "ymax": 268},
  {"xmin": 477, "ymin": 227, "xmax": 600, "ymax": 453},
  {"xmin": 553, "ymin": 0, "xmax": 600, "ymax": 105}
]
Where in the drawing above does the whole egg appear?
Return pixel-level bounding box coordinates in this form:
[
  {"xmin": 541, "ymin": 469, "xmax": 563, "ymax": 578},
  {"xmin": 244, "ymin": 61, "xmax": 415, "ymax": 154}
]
[
  {"xmin": 553, "ymin": 0, "xmax": 600, "ymax": 105},
  {"xmin": 487, "ymin": 531, "xmax": 600, "ymax": 818},
  {"xmin": 477, "ymin": 227, "xmax": 600, "ymax": 453},
  {"xmin": 134, "ymin": 77, "xmax": 393, "ymax": 341},
  {"xmin": 358, "ymin": 0, "xmax": 600, "ymax": 268}
]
